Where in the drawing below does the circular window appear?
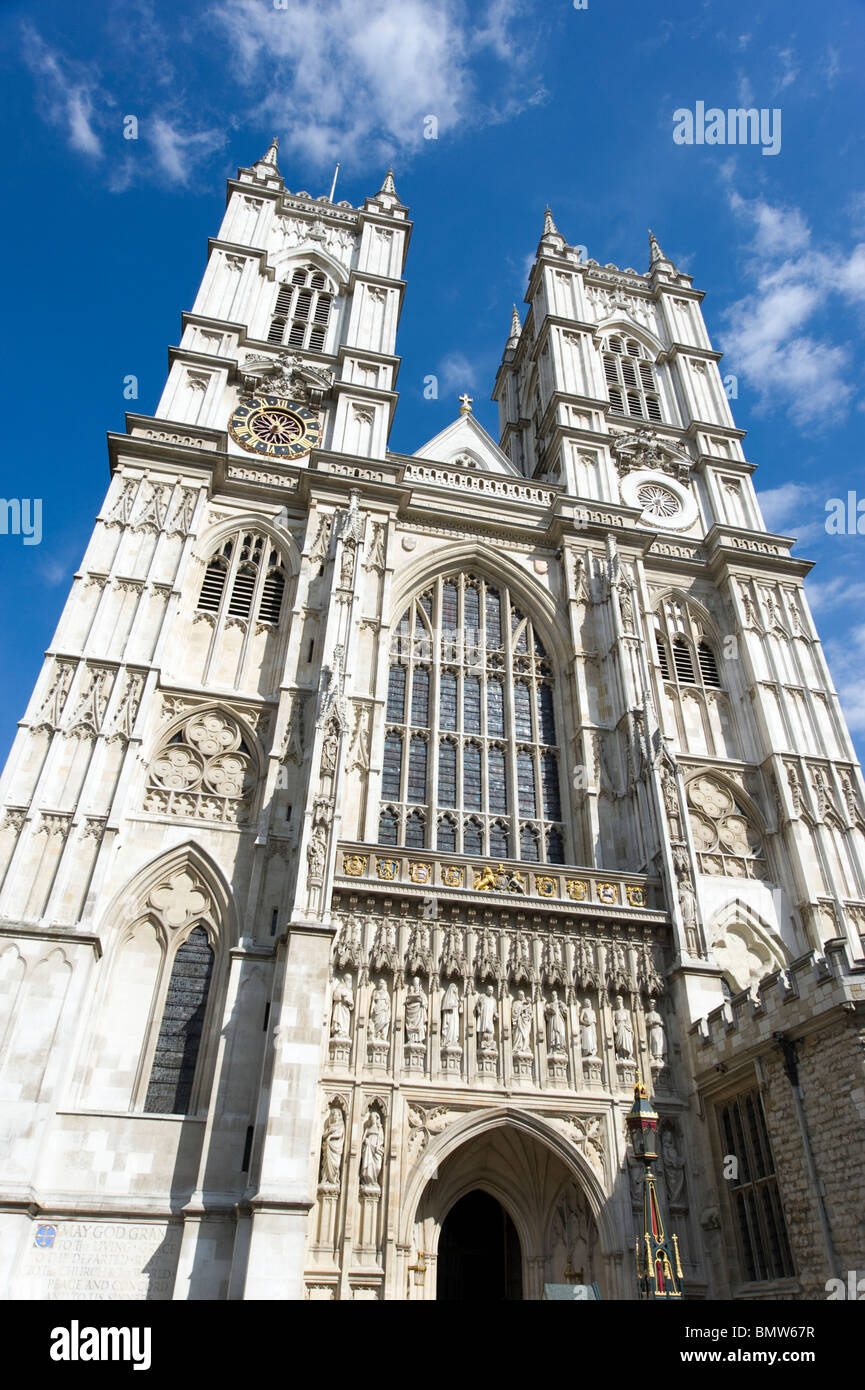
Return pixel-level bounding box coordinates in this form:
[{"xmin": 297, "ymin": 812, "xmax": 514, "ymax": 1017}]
[
  {"xmin": 635, "ymin": 482, "xmax": 680, "ymax": 519},
  {"xmin": 621, "ymin": 469, "xmax": 698, "ymax": 531}
]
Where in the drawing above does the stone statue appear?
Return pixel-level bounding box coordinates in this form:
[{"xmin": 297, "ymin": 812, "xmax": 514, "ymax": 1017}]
[
  {"xmin": 330, "ymin": 974, "xmax": 354, "ymax": 1039},
  {"xmin": 441, "ymin": 981, "xmax": 462, "ymax": 1048},
  {"xmin": 646, "ymin": 997, "xmax": 667, "ymax": 1064},
  {"xmin": 612, "ymin": 994, "xmax": 634, "ymax": 1060},
  {"xmin": 579, "ymin": 999, "xmax": 598, "ymax": 1057},
  {"xmin": 545, "ymin": 990, "xmax": 567, "ymax": 1055},
  {"xmin": 319, "ymin": 1105, "xmax": 345, "ymax": 1190},
  {"xmin": 369, "ymin": 978, "xmax": 391, "ymax": 1042},
  {"xmin": 475, "ymin": 985, "xmax": 498, "ymax": 1050},
  {"xmin": 359, "ymin": 1110, "xmax": 385, "ymax": 1193},
  {"xmin": 662, "ymin": 1128, "xmax": 686, "ymax": 1205},
  {"xmin": 404, "ymin": 976, "xmax": 427, "ymax": 1044},
  {"xmin": 661, "ymin": 764, "xmax": 682, "ymax": 839},
  {"xmin": 511, "ymin": 990, "xmax": 533, "ymax": 1055}
]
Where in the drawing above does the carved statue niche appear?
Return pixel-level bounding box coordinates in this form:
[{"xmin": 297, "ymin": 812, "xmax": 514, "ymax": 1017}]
[{"xmin": 318, "ymin": 1101, "xmax": 346, "ymax": 1192}]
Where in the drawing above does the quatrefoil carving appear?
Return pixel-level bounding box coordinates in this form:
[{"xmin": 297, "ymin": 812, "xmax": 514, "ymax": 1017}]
[{"xmin": 149, "ymin": 869, "xmax": 211, "ymax": 929}]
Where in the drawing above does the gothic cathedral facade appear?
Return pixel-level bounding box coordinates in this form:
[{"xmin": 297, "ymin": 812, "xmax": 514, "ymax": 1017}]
[{"xmin": 1, "ymin": 142, "xmax": 863, "ymax": 1302}]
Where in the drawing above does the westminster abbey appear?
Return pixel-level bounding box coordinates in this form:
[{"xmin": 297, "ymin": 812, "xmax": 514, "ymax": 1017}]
[{"xmin": 0, "ymin": 141, "xmax": 863, "ymax": 1301}]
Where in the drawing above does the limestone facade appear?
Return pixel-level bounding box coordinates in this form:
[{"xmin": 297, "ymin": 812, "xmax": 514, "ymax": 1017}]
[{"xmin": 0, "ymin": 146, "xmax": 863, "ymax": 1300}]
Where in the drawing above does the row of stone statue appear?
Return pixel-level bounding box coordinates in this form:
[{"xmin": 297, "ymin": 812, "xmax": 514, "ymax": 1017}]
[
  {"xmin": 330, "ymin": 974, "xmax": 667, "ymax": 1063},
  {"xmin": 319, "ymin": 1103, "xmax": 383, "ymax": 1196}
]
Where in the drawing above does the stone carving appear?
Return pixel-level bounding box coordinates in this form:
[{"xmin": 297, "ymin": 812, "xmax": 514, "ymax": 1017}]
[
  {"xmin": 306, "ymin": 797, "xmax": 332, "ymax": 879},
  {"xmin": 107, "ymin": 672, "xmax": 144, "ymax": 741},
  {"xmin": 320, "ymin": 718, "xmax": 339, "ymax": 776},
  {"xmin": 370, "ymin": 919, "xmax": 400, "ymax": 974},
  {"xmin": 646, "ymin": 997, "xmax": 667, "ymax": 1066},
  {"xmin": 32, "ymin": 660, "xmax": 76, "ymax": 731},
  {"xmin": 404, "ymin": 977, "xmax": 427, "ymax": 1044},
  {"xmin": 405, "ymin": 922, "xmax": 434, "ymax": 979},
  {"xmin": 282, "ymin": 692, "xmax": 307, "ymax": 764},
  {"xmin": 149, "ymin": 868, "xmax": 211, "ymax": 930},
  {"xmin": 637, "ymin": 941, "xmax": 664, "ymax": 998},
  {"xmin": 474, "ymin": 925, "xmax": 501, "ymax": 982},
  {"xmin": 660, "ymin": 761, "xmax": 683, "ymax": 840},
  {"xmin": 364, "ymin": 521, "xmax": 387, "ymax": 573},
  {"xmin": 440, "ymin": 923, "xmax": 467, "ymax": 978},
  {"xmin": 335, "ymin": 916, "xmax": 365, "ymax": 972},
  {"xmin": 147, "ymin": 710, "xmax": 252, "ymax": 824},
  {"xmin": 508, "ymin": 929, "xmax": 536, "ymax": 987},
  {"xmin": 542, "ymin": 934, "xmax": 566, "ymax": 988},
  {"xmin": 330, "ymin": 974, "xmax": 354, "ymax": 1039},
  {"xmin": 441, "ymin": 981, "xmax": 463, "ymax": 1049},
  {"xmin": 605, "ymin": 940, "xmax": 633, "ymax": 994},
  {"xmin": 359, "ymin": 1110, "xmax": 385, "ymax": 1195},
  {"xmin": 579, "ymin": 999, "xmax": 598, "ymax": 1057},
  {"xmin": 407, "ymin": 1104, "xmax": 459, "ymax": 1160},
  {"xmin": 563, "ymin": 1115, "xmax": 605, "ymax": 1178},
  {"xmin": 511, "ymin": 990, "xmax": 533, "ymax": 1055},
  {"xmin": 610, "ymin": 427, "xmax": 692, "ymax": 483},
  {"xmin": 661, "ymin": 1128, "xmax": 686, "ymax": 1206},
  {"xmin": 309, "ymin": 514, "xmax": 332, "ymax": 566},
  {"xmin": 369, "ymin": 978, "xmax": 391, "ymax": 1041},
  {"xmin": 574, "ymin": 937, "xmax": 600, "ymax": 991},
  {"xmin": 544, "ymin": 990, "xmax": 567, "ymax": 1055},
  {"xmin": 349, "ymin": 703, "xmax": 371, "ymax": 772},
  {"xmin": 612, "ymin": 995, "xmax": 635, "ymax": 1060},
  {"xmin": 319, "ymin": 1103, "xmax": 346, "ymax": 1191},
  {"xmin": 475, "ymin": 985, "xmax": 498, "ymax": 1053}
]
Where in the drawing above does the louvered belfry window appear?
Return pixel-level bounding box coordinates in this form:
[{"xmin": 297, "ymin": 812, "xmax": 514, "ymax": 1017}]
[
  {"xmin": 196, "ymin": 532, "xmax": 287, "ymax": 626},
  {"xmin": 379, "ymin": 573, "xmax": 564, "ymax": 862},
  {"xmin": 267, "ymin": 266, "xmax": 333, "ymax": 351},
  {"xmin": 654, "ymin": 609, "xmax": 724, "ymax": 696},
  {"xmin": 603, "ymin": 335, "xmax": 663, "ymax": 421}
]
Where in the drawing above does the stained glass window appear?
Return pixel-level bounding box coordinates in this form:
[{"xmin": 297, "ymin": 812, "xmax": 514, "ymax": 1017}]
[{"xmin": 381, "ymin": 573, "xmax": 564, "ymax": 858}]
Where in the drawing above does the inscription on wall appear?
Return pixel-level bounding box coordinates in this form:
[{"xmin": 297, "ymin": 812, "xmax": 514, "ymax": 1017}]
[{"xmin": 17, "ymin": 1221, "xmax": 182, "ymax": 1300}]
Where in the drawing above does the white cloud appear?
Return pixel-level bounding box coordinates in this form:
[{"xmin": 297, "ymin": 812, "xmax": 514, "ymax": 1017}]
[
  {"xmin": 824, "ymin": 625, "xmax": 865, "ymax": 733},
  {"xmin": 212, "ymin": 0, "xmax": 544, "ymax": 170},
  {"xmin": 776, "ymin": 47, "xmax": 799, "ymax": 90},
  {"xmin": 437, "ymin": 351, "xmax": 483, "ymax": 396},
  {"xmin": 806, "ymin": 574, "xmax": 865, "ymax": 613},
  {"xmin": 150, "ymin": 117, "xmax": 225, "ymax": 187},
  {"xmin": 721, "ymin": 193, "xmax": 865, "ymax": 427},
  {"xmin": 21, "ymin": 25, "xmax": 104, "ymax": 158},
  {"xmin": 756, "ymin": 482, "xmax": 822, "ymax": 538}
]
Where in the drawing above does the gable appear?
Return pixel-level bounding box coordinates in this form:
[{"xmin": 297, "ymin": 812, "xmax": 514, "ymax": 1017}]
[{"xmin": 412, "ymin": 412, "xmax": 520, "ymax": 476}]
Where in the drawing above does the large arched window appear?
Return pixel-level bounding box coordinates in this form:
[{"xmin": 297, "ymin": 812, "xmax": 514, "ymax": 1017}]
[
  {"xmin": 267, "ymin": 266, "xmax": 333, "ymax": 351},
  {"xmin": 654, "ymin": 596, "xmax": 735, "ymax": 758},
  {"xmin": 143, "ymin": 925, "xmax": 214, "ymax": 1114},
  {"xmin": 380, "ymin": 572, "xmax": 564, "ymax": 862},
  {"xmin": 197, "ymin": 532, "xmax": 286, "ymax": 626}
]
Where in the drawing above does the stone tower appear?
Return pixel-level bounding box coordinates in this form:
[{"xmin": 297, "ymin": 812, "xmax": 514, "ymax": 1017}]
[{"xmin": 0, "ymin": 150, "xmax": 863, "ymax": 1303}]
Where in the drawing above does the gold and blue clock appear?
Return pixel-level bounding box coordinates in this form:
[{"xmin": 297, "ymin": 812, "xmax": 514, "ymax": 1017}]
[{"xmin": 229, "ymin": 395, "xmax": 322, "ymax": 458}]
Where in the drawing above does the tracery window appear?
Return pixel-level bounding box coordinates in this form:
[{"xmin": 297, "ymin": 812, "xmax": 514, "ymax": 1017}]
[
  {"xmin": 380, "ymin": 573, "xmax": 564, "ymax": 861},
  {"xmin": 603, "ymin": 335, "xmax": 663, "ymax": 422},
  {"xmin": 144, "ymin": 926, "xmax": 214, "ymax": 1114},
  {"xmin": 197, "ymin": 532, "xmax": 286, "ymax": 626},
  {"xmin": 687, "ymin": 775, "xmax": 767, "ymax": 879},
  {"xmin": 144, "ymin": 710, "xmax": 256, "ymax": 825},
  {"xmin": 267, "ymin": 266, "xmax": 333, "ymax": 351}
]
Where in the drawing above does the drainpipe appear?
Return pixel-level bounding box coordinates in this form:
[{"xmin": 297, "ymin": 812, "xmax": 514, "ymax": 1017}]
[{"xmin": 771, "ymin": 1032, "xmax": 838, "ymax": 1277}]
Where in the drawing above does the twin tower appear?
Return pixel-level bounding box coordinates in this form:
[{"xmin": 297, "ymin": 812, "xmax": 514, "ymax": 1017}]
[{"xmin": 0, "ymin": 140, "xmax": 863, "ymax": 1301}]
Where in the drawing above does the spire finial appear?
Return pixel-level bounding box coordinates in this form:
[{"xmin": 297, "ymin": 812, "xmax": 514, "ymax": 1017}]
[
  {"xmin": 507, "ymin": 304, "xmax": 522, "ymax": 349},
  {"xmin": 254, "ymin": 137, "xmax": 281, "ymax": 176},
  {"xmin": 543, "ymin": 205, "xmax": 559, "ymax": 237},
  {"xmin": 378, "ymin": 168, "xmax": 398, "ymax": 197},
  {"xmin": 458, "ymin": 392, "xmax": 473, "ymax": 415},
  {"xmin": 648, "ymin": 228, "xmax": 676, "ymax": 273}
]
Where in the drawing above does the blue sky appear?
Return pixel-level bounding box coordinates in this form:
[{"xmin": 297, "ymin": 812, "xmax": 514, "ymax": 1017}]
[{"xmin": 1, "ymin": 0, "xmax": 864, "ymax": 767}]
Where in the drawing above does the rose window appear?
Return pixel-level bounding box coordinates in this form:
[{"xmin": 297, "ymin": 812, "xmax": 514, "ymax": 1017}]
[{"xmin": 635, "ymin": 482, "xmax": 680, "ymax": 519}]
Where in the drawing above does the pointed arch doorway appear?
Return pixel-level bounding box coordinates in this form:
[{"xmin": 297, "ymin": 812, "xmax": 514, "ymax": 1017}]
[{"xmin": 437, "ymin": 1190, "xmax": 522, "ymax": 1301}]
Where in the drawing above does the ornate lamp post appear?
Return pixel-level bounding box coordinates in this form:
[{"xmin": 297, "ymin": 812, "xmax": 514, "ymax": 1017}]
[{"xmin": 627, "ymin": 1081, "xmax": 683, "ymax": 1299}]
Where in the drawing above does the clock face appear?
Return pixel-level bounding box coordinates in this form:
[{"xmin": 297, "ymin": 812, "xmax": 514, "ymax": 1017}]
[{"xmin": 229, "ymin": 395, "xmax": 322, "ymax": 458}]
